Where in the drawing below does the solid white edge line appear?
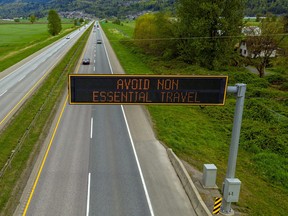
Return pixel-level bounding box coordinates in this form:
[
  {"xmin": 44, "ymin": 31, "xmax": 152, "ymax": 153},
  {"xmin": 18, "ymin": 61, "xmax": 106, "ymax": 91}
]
[
  {"xmin": 90, "ymin": 117, "xmax": 93, "ymax": 139},
  {"xmin": 120, "ymin": 105, "xmax": 155, "ymax": 216},
  {"xmin": 86, "ymin": 172, "xmax": 91, "ymax": 216},
  {"xmin": 0, "ymin": 90, "xmax": 7, "ymax": 97},
  {"xmin": 100, "ymin": 27, "xmax": 154, "ymax": 216}
]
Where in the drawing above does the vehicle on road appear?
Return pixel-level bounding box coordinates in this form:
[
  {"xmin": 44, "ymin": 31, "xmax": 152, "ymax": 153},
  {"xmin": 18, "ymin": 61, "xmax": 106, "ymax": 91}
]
[
  {"xmin": 97, "ymin": 39, "xmax": 102, "ymax": 44},
  {"xmin": 82, "ymin": 58, "xmax": 90, "ymax": 65}
]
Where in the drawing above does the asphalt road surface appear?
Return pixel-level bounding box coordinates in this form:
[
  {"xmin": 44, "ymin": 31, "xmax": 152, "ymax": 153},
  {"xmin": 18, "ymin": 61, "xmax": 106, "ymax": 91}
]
[
  {"xmin": 16, "ymin": 22, "xmax": 196, "ymax": 216},
  {"xmin": 0, "ymin": 24, "xmax": 90, "ymax": 129}
]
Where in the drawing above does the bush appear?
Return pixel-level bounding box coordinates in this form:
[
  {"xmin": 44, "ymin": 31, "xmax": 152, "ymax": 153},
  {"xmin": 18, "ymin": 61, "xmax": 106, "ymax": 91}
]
[
  {"xmin": 244, "ymin": 99, "xmax": 274, "ymax": 122},
  {"xmin": 241, "ymin": 121, "xmax": 288, "ymax": 157},
  {"xmin": 112, "ymin": 19, "xmax": 121, "ymax": 25},
  {"xmin": 280, "ymin": 82, "xmax": 288, "ymax": 90},
  {"xmin": 228, "ymin": 71, "xmax": 269, "ymax": 88},
  {"xmin": 266, "ymin": 74, "xmax": 287, "ymax": 85}
]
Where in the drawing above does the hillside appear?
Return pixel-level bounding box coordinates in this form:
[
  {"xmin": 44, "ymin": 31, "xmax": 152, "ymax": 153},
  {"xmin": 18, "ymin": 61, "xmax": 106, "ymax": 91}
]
[
  {"xmin": 246, "ymin": 0, "xmax": 288, "ymax": 16},
  {"xmin": 0, "ymin": 0, "xmax": 287, "ymax": 19},
  {"xmin": 0, "ymin": 0, "xmax": 175, "ymax": 19}
]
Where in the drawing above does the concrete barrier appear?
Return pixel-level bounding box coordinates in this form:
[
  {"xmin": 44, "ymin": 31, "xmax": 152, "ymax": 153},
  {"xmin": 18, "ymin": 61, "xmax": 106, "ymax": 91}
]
[{"xmin": 167, "ymin": 148, "xmax": 212, "ymax": 216}]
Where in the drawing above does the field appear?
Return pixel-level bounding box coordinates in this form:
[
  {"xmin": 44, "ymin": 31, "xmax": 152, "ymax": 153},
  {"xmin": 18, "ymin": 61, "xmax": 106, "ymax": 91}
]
[
  {"xmin": 0, "ymin": 22, "xmax": 75, "ymax": 72},
  {"xmin": 101, "ymin": 21, "xmax": 288, "ymax": 215}
]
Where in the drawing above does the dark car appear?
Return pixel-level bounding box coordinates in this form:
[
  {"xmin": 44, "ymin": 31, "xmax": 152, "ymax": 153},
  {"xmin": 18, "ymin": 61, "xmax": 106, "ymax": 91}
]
[
  {"xmin": 97, "ymin": 39, "xmax": 102, "ymax": 44},
  {"xmin": 82, "ymin": 58, "xmax": 90, "ymax": 65}
]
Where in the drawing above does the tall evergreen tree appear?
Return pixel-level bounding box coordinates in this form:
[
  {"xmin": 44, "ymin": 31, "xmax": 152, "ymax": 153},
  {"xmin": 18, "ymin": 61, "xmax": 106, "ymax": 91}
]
[
  {"xmin": 47, "ymin": 10, "xmax": 62, "ymax": 36},
  {"xmin": 177, "ymin": 0, "xmax": 245, "ymax": 69}
]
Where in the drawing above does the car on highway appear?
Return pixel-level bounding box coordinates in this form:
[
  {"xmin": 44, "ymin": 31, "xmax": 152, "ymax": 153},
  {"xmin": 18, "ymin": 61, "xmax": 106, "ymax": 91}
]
[
  {"xmin": 66, "ymin": 36, "xmax": 70, "ymax": 39},
  {"xmin": 97, "ymin": 39, "xmax": 102, "ymax": 44},
  {"xmin": 82, "ymin": 58, "xmax": 90, "ymax": 65}
]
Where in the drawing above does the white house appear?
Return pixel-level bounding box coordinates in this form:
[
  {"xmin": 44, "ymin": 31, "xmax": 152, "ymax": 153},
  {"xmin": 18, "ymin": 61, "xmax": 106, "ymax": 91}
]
[
  {"xmin": 241, "ymin": 26, "xmax": 262, "ymax": 36},
  {"xmin": 239, "ymin": 40, "xmax": 277, "ymax": 58}
]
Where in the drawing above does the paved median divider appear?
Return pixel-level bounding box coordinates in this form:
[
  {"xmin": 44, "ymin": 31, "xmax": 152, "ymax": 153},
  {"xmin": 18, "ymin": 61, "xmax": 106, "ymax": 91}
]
[{"xmin": 167, "ymin": 148, "xmax": 212, "ymax": 216}]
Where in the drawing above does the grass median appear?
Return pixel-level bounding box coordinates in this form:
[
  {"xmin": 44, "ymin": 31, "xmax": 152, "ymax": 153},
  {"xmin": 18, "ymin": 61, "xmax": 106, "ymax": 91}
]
[{"xmin": 0, "ymin": 25, "xmax": 92, "ymax": 215}]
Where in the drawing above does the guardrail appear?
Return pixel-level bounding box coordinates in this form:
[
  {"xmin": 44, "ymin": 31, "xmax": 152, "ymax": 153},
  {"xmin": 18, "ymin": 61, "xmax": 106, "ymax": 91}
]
[{"xmin": 167, "ymin": 148, "xmax": 212, "ymax": 216}]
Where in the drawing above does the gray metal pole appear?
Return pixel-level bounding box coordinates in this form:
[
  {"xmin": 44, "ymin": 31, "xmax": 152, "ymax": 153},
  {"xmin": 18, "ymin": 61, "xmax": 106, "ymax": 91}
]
[{"xmin": 221, "ymin": 84, "xmax": 246, "ymax": 215}]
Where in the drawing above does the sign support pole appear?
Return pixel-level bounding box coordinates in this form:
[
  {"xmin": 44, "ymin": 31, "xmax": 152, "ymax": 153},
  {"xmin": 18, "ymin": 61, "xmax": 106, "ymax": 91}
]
[{"xmin": 220, "ymin": 84, "xmax": 246, "ymax": 215}]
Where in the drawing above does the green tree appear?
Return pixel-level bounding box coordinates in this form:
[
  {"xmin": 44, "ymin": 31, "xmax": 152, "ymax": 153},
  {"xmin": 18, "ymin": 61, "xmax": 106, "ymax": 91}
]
[
  {"xmin": 47, "ymin": 10, "xmax": 62, "ymax": 36},
  {"xmin": 30, "ymin": 14, "xmax": 36, "ymax": 24},
  {"xmin": 134, "ymin": 13, "xmax": 176, "ymax": 57},
  {"xmin": 245, "ymin": 17, "xmax": 286, "ymax": 78},
  {"xmin": 176, "ymin": 0, "xmax": 245, "ymax": 69}
]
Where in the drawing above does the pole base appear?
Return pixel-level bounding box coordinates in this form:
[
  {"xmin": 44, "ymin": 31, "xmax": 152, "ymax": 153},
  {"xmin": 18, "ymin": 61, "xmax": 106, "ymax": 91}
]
[{"xmin": 220, "ymin": 208, "xmax": 234, "ymax": 216}]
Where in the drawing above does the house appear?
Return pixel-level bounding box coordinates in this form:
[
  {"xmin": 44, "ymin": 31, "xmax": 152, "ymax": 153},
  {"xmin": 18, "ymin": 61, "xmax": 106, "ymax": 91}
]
[
  {"xmin": 239, "ymin": 40, "xmax": 277, "ymax": 58},
  {"xmin": 241, "ymin": 26, "xmax": 262, "ymax": 36}
]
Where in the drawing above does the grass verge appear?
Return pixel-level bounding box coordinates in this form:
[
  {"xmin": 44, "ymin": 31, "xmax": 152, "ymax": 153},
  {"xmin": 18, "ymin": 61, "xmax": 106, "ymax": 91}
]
[
  {"xmin": 0, "ymin": 23, "xmax": 76, "ymax": 72},
  {"xmin": 0, "ymin": 25, "xmax": 92, "ymax": 215},
  {"xmin": 101, "ymin": 21, "xmax": 288, "ymax": 216}
]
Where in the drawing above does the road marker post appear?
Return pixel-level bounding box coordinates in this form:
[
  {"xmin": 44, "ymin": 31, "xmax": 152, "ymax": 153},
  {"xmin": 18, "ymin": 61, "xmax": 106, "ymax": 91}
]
[{"xmin": 213, "ymin": 197, "xmax": 222, "ymax": 214}]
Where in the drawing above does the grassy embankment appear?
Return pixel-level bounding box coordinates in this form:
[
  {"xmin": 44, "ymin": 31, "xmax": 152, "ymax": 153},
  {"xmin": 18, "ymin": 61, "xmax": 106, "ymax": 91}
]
[
  {"xmin": 0, "ymin": 22, "xmax": 75, "ymax": 72},
  {"xmin": 0, "ymin": 24, "xmax": 92, "ymax": 215},
  {"xmin": 101, "ymin": 21, "xmax": 288, "ymax": 215}
]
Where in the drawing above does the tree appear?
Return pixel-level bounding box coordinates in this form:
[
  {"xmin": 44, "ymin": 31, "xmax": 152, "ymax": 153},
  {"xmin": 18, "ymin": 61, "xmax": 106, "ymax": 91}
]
[
  {"xmin": 134, "ymin": 13, "xmax": 176, "ymax": 57},
  {"xmin": 47, "ymin": 10, "xmax": 62, "ymax": 36},
  {"xmin": 30, "ymin": 14, "xmax": 36, "ymax": 24},
  {"xmin": 245, "ymin": 16, "xmax": 286, "ymax": 78},
  {"xmin": 176, "ymin": 0, "xmax": 245, "ymax": 69}
]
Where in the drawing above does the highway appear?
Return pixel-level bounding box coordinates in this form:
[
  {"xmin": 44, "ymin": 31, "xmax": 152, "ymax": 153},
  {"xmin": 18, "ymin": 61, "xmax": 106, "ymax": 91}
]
[
  {"xmin": 0, "ymin": 24, "xmax": 90, "ymax": 129},
  {"xmin": 16, "ymin": 23, "xmax": 196, "ymax": 216}
]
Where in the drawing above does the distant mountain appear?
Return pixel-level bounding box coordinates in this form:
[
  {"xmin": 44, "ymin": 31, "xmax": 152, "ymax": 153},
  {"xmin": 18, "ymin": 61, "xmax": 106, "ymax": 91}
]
[
  {"xmin": 0, "ymin": 0, "xmax": 175, "ymax": 19},
  {"xmin": 245, "ymin": 0, "xmax": 288, "ymax": 16},
  {"xmin": 0, "ymin": 0, "xmax": 287, "ymax": 19}
]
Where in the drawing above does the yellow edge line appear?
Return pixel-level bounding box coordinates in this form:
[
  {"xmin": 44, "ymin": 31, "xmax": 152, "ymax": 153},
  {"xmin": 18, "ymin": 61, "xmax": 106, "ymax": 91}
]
[
  {"xmin": 22, "ymin": 26, "xmax": 90, "ymax": 215},
  {"xmin": 22, "ymin": 95, "xmax": 68, "ymax": 216}
]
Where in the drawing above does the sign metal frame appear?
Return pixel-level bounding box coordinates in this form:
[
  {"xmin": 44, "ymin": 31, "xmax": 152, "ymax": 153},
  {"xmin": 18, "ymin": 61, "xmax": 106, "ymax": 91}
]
[{"xmin": 68, "ymin": 74, "xmax": 228, "ymax": 105}]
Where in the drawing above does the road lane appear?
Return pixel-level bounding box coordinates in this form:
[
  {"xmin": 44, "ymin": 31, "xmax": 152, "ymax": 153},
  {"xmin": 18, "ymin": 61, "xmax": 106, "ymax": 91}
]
[
  {"xmin": 22, "ymin": 23, "xmax": 153, "ymax": 216},
  {"xmin": 18, "ymin": 21, "xmax": 196, "ymax": 216},
  {"xmin": 25, "ymin": 104, "xmax": 91, "ymax": 215},
  {"xmin": 101, "ymin": 24, "xmax": 197, "ymax": 215},
  {"xmin": 89, "ymin": 105, "xmax": 151, "ymax": 216},
  {"xmin": 0, "ymin": 24, "xmax": 91, "ymax": 129}
]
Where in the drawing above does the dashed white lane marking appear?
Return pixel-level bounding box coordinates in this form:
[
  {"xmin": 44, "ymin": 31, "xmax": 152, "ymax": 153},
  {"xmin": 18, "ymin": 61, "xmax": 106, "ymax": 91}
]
[
  {"xmin": 0, "ymin": 90, "xmax": 7, "ymax": 97},
  {"xmin": 90, "ymin": 117, "xmax": 93, "ymax": 139}
]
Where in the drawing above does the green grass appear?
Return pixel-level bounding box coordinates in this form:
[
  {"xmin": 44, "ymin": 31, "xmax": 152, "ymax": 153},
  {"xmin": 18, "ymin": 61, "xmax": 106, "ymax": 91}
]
[
  {"xmin": 101, "ymin": 21, "xmax": 288, "ymax": 216},
  {"xmin": 0, "ymin": 23, "xmax": 75, "ymax": 72},
  {"xmin": 0, "ymin": 25, "xmax": 92, "ymax": 215}
]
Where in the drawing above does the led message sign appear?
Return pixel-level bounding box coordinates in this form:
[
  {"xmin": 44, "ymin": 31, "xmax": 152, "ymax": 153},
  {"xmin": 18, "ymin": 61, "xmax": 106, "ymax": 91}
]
[{"xmin": 69, "ymin": 74, "xmax": 228, "ymax": 105}]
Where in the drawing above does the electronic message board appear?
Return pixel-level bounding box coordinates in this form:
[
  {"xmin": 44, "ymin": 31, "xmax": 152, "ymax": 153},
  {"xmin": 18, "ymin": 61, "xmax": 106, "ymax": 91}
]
[{"xmin": 69, "ymin": 74, "xmax": 228, "ymax": 105}]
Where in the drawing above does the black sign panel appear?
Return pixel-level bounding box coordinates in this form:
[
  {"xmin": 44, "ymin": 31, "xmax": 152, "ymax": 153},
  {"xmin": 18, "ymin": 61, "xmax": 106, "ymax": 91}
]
[{"xmin": 69, "ymin": 74, "xmax": 228, "ymax": 105}]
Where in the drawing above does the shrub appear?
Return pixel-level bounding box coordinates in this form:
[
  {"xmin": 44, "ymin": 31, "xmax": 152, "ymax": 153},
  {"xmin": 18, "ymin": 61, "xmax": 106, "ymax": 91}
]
[
  {"xmin": 241, "ymin": 121, "xmax": 288, "ymax": 157},
  {"xmin": 266, "ymin": 74, "xmax": 287, "ymax": 85},
  {"xmin": 280, "ymin": 82, "xmax": 288, "ymax": 90}
]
